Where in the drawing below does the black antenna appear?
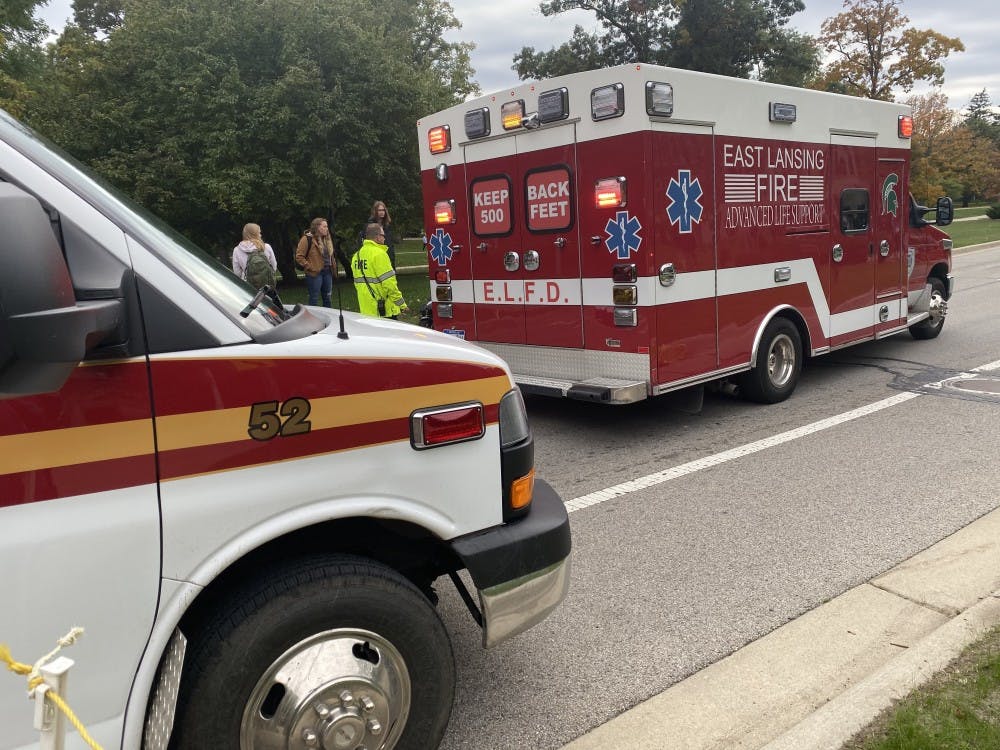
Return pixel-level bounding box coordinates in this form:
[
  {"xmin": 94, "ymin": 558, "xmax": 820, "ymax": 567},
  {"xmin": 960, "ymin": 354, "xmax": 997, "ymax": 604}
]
[{"xmin": 330, "ymin": 206, "xmax": 349, "ymax": 339}]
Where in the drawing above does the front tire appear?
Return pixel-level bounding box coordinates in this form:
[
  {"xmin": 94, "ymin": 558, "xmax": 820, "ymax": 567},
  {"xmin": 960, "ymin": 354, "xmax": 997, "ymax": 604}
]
[
  {"xmin": 909, "ymin": 276, "xmax": 947, "ymax": 340},
  {"xmin": 170, "ymin": 555, "xmax": 455, "ymax": 750},
  {"xmin": 739, "ymin": 317, "xmax": 802, "ymax": 404}
]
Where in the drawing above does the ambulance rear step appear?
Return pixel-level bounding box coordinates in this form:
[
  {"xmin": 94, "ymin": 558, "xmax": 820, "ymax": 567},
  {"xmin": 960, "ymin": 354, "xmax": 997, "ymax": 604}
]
[{"xmin": 514, "ymin": 375, "xmax": 648, "ymax": 404}]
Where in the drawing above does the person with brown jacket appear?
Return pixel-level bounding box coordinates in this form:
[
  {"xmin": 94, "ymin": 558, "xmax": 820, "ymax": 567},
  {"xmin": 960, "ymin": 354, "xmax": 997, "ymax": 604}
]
[{"xmin": 295, "ymin": 217, "xmax": 335, "ymax": 307}]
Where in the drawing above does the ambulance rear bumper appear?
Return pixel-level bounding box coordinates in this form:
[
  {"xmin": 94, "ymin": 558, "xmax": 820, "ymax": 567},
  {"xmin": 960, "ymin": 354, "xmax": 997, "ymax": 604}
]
[
  {"xmin": 449, "ymin": 479, "xmax": 571, "ymax": 647},
  {"xmin": 516, "ymin": 374, "xmax": 648, "ymax": 404}
]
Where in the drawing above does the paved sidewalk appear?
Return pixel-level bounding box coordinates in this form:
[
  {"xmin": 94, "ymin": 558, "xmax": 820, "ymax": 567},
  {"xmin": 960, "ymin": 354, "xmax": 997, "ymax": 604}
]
[{"xmin": 560, "ymin": 506, "xmax": 1000, "ymax": 750}]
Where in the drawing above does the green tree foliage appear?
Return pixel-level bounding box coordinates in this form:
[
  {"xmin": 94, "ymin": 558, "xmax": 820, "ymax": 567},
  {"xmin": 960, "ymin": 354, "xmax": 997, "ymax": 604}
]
[
  {"xmin": 514, "ymin": 25, "xmax": 605, "ymax": 80},
  {"xmin": 22, "ymin": 0, "xmax": 473, "ymax": 277},
  {"xmin": 816, "ymin": 0, "xmax": 963, "ymax": 101},
  {"xmin": 906, "ymin": 90, "xmax": 1000, "ymax": 207},
  {"xmin": 0, "ymin": 0, "xmax": 48, "ymax": 116},
  {"xmin": 963, "ymin": 89, "xmax": 1000, "ymax": 148},
  {"xmin": 71, "ymin": 0, "xmax": 125, "ymax": 35},
  {"xmin": 513, "ymin": 0, "xmax": 818, "ymax": 86}
]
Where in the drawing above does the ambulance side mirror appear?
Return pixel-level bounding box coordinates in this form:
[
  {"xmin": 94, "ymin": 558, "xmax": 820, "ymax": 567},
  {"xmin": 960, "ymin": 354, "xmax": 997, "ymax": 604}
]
[
  {"xmin": 0, "ymin": 183, "xmax": 122, "ymax": 398},
  {"xmin": 935, "ymin": 196, "xmax": 953, "ymax": 227}
]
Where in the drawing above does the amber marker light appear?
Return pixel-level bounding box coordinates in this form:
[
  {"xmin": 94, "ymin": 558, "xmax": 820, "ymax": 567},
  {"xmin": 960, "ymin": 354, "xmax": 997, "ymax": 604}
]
[{"xmin": 510, "ymin": 467, "xmax": 536, "ymax": 510}]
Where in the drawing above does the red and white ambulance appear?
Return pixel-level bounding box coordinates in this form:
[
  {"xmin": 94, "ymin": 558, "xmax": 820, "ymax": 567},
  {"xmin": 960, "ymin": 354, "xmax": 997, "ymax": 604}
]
[
  {"xmin": 0, "ymin": 107, "xmax": 570, "ymax": 750},
  {"xmin": 418, "ymin": 63, "xmax": 954, "ymax": 404}
]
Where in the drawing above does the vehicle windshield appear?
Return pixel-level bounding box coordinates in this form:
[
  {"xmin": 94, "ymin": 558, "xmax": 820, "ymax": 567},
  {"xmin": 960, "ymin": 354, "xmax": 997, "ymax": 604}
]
[{"xmin": 0, "ymin": 110, "xmax": 288, "ymax": 333}]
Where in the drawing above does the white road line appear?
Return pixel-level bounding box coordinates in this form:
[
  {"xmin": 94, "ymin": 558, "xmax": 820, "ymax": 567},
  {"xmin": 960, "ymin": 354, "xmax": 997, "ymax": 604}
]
[{"xmin": 566, "ymin": 361, "xmax": 999, "ymax": 514}]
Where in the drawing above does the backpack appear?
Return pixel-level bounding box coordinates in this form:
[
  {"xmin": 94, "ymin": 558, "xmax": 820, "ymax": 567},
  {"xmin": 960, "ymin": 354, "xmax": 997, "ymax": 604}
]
[{"xmin": 243, "ymin": 248, "xmax": 275, "ymax": 289}]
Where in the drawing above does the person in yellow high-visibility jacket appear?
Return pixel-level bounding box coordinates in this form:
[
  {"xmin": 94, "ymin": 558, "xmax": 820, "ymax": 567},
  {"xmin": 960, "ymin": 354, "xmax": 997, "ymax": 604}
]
[{"xmin": 352, "ymin": 223, "xmax": 409, "ymax": 319}]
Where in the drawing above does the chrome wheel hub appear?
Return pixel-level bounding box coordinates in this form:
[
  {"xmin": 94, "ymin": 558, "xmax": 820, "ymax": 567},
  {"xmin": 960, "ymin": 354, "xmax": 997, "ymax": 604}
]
[
  {"xmin": 240, "ymin": 629, "xmax": 410, "ymax": 750},
  {"xmin": 928, "ymin": 292, "xmax": 947, "ymax": 324},
  {"xmin": 767, "ymin": 333, "xmax": 795, "ymax": 388}
]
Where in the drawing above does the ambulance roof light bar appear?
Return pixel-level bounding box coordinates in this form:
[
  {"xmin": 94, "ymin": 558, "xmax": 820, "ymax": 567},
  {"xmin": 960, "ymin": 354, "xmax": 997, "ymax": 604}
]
[
  {"xmin": 645, "ymin": 81, "xmax": 673, "ymax": 117},
  {"xmin": 428, "ymin": 125, "xmax": 451, "ymax": 154},
  {"xmin": 595, "ymin": 176, "xmax": 627, "ymax": 208},
  {"xmin": 502, "ymin": 100, "xmax": 525, "ymax": 130},
  {"xmin": 898, "ymin": 114, "xmax": 913, "ymax": 138},
  {"xmin": 591, "ymin": 83, "xmax": 625, "ymax": 121}
]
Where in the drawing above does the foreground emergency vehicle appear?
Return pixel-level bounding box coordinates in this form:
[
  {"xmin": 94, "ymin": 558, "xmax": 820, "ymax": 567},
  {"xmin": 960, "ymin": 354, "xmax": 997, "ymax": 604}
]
[
  {"xmin": 418, "ymin": 63, "xmax": 954, "ymax": 404},
  {"xmin": 0, "ymin": 108, "xmax": 570, "ymax": 750}
]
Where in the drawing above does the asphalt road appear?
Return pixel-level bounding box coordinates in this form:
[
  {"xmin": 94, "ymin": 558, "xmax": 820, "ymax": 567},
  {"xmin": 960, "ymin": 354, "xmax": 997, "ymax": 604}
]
[{"xmin": 432, "ymin": 244, "xmax": 1000, "ymax": 750}]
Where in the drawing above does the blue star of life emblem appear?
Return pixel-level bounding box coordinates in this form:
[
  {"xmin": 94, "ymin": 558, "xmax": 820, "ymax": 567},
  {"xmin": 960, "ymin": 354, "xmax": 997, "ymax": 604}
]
[
  {"xmin": 429, "ymin": 228, "xmax": 455, "ymax": 265},
  {"xmin": 666, "ymin": 169, "xmax": 704, "ymax": 234},
  {"xmin": 604, "ymin": 211, "xmax": 643, "ymax": 260}
]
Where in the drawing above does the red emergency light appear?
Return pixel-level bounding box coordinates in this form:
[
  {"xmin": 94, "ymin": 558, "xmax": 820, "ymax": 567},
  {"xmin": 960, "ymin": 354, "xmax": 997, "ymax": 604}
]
[
  {"xmin": 434, "ymin": 199, "xmax": 456, "ymax": 224},
  {"xmin": 434, "ymin": 268, "xmax": 451, "ymax": 284},
  {"xmin": 898, "ymin": 115, "xmax": 913, "ymax": 138},
  {"xmin": 411, "ymin": 403, "xmax": 485, "ymax": 449},
  {"xmin": 428, "ymin": 125, "xmax": 451, "ymax": 154},
  {"xmin": 595, "ymin": 177, "xmax": 626, "ymax": 208}
]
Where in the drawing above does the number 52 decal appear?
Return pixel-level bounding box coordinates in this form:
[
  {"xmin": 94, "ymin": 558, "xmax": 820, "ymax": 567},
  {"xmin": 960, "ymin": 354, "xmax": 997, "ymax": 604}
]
[{"xmin": 247, "ymin": 398, "xmax": 312, "ymax": 441}]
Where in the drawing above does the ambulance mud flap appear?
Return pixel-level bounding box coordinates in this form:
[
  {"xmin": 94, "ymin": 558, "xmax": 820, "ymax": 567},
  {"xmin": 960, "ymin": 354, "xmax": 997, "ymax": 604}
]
[{"xmin": 448, "ymin": 480, "xmax": 571, "ymax": 647}]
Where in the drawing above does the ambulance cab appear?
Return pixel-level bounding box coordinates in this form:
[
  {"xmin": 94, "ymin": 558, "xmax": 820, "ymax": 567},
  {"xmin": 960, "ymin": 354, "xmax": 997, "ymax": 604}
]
[{"xmin": 0, "ymin": 108, "xmax": 570, "ymax": 750}]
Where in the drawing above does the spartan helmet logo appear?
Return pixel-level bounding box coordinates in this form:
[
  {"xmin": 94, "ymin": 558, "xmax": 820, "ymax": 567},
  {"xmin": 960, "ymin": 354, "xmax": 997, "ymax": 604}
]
[{"xmin": 882, "ymin": 173, "xmax": 899, "ymax": 216}]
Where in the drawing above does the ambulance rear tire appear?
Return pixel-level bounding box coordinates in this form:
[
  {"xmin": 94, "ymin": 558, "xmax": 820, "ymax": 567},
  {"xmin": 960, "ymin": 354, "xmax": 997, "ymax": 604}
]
[
  {"xmin": 170, "ymin": 554, "xmax": 455, "ymax": 750},
  {"xmin": 909, "ymin": 277, "xmax": 947, "ymax": 340},
  {"xmin": 740, "ymin": 318, "xmax": 802, "ymax": 404}
]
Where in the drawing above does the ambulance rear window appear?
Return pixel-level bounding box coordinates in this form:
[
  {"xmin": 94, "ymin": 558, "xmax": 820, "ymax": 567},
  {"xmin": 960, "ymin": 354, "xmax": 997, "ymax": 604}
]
[{"xmin": 840, "ymin": 189, "xmax": 870, "ymax": 233}]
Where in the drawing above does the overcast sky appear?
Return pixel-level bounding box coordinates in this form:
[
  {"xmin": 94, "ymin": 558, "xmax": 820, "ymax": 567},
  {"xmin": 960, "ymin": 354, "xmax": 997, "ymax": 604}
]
[{"xmin": 35, "ymin": 0, "xmax": 999, "ymax": 110}]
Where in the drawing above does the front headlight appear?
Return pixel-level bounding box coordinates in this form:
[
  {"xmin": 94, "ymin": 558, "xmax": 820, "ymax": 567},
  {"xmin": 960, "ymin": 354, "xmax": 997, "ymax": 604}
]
[{"xmin": 499, "ymin": 387, "xmax": 530, "ymax": 447}]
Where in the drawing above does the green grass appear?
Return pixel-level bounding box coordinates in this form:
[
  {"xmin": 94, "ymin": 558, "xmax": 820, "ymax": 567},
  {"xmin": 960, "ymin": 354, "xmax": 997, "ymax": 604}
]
[
  {"xmin": 947, "ymin": 217, "xmax": 1000, "ymax": 249},
  {"xmin": 844, "ymin": 627, "xmax": 1000, "ymax": 750},
  {"xmin": 395, "ymin": 237, "xmax": 428, "ymax": 268},
  {"xmin": 953, "ymin": 205, "xmax": 990, "ymax": 220}
]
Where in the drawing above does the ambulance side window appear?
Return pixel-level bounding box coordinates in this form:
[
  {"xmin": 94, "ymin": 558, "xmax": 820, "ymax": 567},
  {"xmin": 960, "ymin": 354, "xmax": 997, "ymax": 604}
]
[
  {"xmin": 525, "ymin": 165, "xmax": 573, "ymax": 233},
  {"xmin": 839, "ymin": 189, "xmax": 869, "ymax": 233}
]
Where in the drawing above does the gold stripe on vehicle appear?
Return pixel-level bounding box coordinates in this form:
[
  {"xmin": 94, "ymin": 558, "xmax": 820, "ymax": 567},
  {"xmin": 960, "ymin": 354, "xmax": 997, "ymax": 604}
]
[
  {"xmin": 1, "ymin": 376, "xmax": 510, "ymax": 475},
  {"xmin": 0, "ymin": 419, "xmax": 155, "ymax": 474},
  {"xmin": 156, "ymin": 376, "xmax": 510, "ymax": 451}
]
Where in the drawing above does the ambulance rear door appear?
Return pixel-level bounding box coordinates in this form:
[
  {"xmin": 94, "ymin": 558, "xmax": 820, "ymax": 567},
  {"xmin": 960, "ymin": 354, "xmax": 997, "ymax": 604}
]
[{"xmin": 466, "ymin": 125, "xmax": 583, "ymax": 347}]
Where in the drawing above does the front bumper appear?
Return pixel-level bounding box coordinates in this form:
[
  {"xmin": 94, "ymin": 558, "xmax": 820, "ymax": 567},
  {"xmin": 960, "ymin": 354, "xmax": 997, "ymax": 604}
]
[{"xmin": 449, "ymin": 479, "xmax": 571, "ymax": 647}]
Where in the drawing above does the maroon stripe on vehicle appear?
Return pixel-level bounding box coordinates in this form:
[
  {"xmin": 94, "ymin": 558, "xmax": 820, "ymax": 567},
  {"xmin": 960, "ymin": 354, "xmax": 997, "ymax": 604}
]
[
  {"xmin": 148, "ymin": 358, "xmax": 508, "ymax": 415},
  {"xmin": 0, "ymin": 361, "xmax": 151, "ymax": 436},
  {"xmin": 159, "ymin": 402, "xmax": 501, "ymax": 479},
  {"xmin": 0, "ymin": 454, "xmax": 157, "ymax": 508}
]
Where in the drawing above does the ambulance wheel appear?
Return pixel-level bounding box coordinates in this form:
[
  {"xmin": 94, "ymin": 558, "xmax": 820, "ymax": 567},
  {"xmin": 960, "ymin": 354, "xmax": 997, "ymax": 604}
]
[
  {"xmin": 909, "ymin": 277, "xmax": 947, "ymax": 340},
  {"xmin": 740, "ymin": 317, "xmax": 802, "ymax": 404},
  {"xmin": 170, "ymin": 555, "xmax": 455, "ymax": 750}
]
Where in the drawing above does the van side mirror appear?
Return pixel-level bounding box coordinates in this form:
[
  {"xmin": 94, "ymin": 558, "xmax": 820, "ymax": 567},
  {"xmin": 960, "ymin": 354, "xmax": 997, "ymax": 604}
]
[
  {"xmin": 0, "ymin": 183, "xmax": 122, "ymax": 398},
  {"xmin": 935, "ymin": 196, "xmax": 953, "ymax": 227}
]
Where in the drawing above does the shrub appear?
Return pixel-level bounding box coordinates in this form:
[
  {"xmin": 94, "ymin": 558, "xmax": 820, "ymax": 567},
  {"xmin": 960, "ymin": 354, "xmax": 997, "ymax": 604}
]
[{"xmin": 987, "ymin": 204, "xmax": 1000, "ymax": 220}]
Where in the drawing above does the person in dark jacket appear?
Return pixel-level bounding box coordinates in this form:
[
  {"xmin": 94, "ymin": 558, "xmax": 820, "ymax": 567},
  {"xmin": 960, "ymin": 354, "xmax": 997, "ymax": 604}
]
[{"xmin": 364, "ymin": 200, "xmax": 397, "ymax": 269}]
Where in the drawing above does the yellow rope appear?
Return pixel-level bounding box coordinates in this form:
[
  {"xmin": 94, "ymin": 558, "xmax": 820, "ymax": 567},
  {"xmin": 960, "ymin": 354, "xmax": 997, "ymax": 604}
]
[{"xmin": 0, "ymin": 629, "xmax": 104, "ymax": 750}]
